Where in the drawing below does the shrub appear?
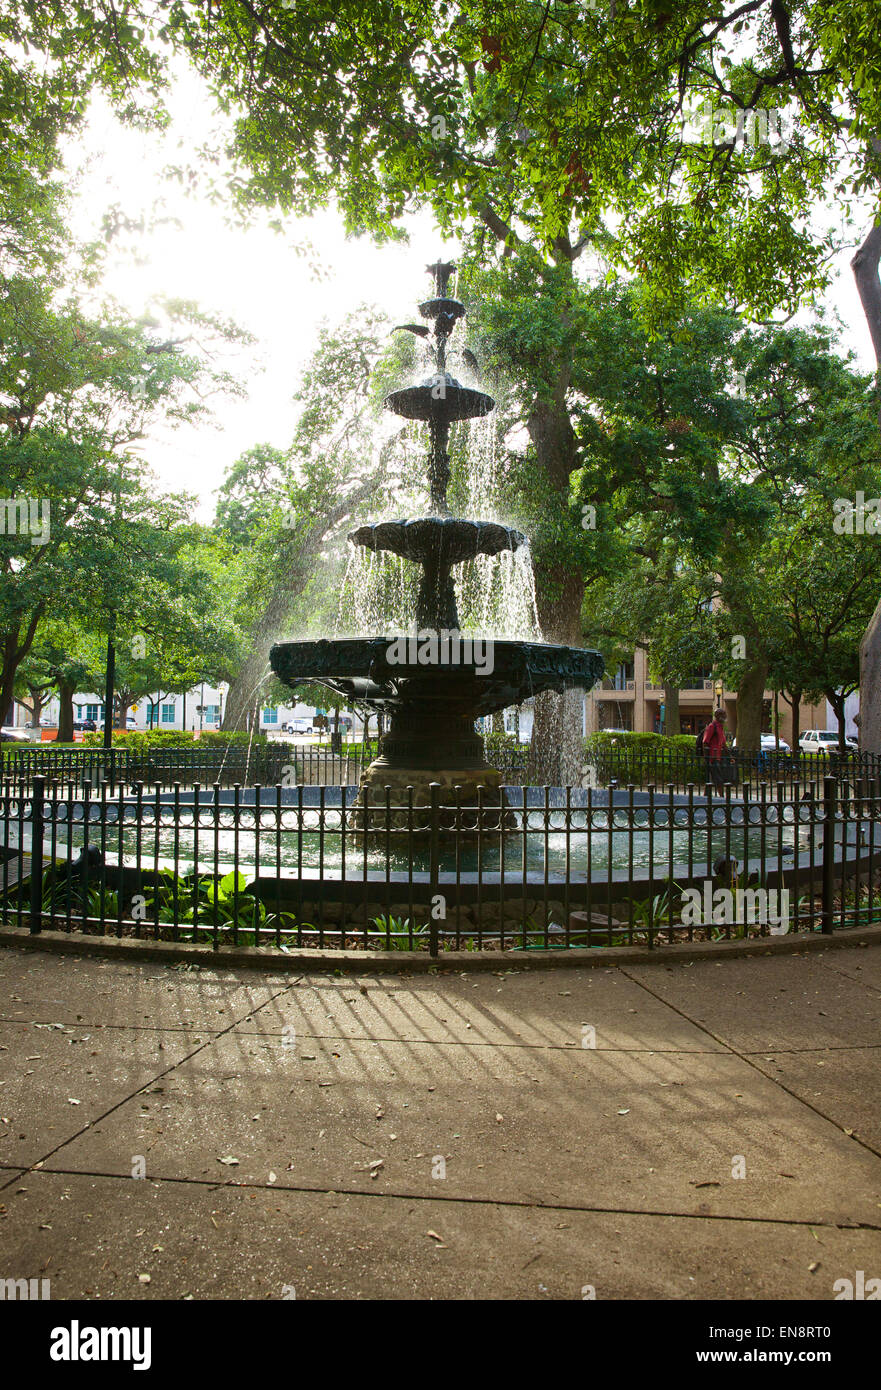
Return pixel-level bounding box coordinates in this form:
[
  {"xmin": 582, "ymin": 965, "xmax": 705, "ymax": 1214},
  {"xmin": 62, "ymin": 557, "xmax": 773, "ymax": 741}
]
[
  {"xmin": 483, "ymin": 731, "xmax": 520, "ymax": 752},
  {"xmin": 78, "ymin": 729, "xmax": 278, "ymax": 753},
  {"xmin": 198, "ymin": 730, "xmax": 269, "ymax": 748},
  {"xmin": 584, "ymin": 730, "xmax": 696, "ymax": 756}
]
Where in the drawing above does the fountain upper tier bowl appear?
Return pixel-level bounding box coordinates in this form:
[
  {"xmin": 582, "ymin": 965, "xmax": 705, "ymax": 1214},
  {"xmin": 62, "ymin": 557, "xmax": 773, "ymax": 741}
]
[
  {"xmin": 350, "ymin": 516, "xmax": 526, "ymax": 565},
  {"xmin": 270, "ymin": 636, "xmax": 604, "ymax": 719},
  {"xmin": 384, "ymin": 373, "xmax": 494, "ymax": 423}
]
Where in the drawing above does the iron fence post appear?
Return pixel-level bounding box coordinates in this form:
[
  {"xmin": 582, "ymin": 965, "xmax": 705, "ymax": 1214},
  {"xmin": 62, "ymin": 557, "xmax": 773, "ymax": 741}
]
[
  {"xmin": 821, "ymin": 775, "xmax": 837, "ymax": 935},
  {"xmin": 29, "ymin": 775, "xmax": 45, "ymax": 934},
  {"xmin": 429, "ymin": 782, "xmax": 440, "ymax": 958}
]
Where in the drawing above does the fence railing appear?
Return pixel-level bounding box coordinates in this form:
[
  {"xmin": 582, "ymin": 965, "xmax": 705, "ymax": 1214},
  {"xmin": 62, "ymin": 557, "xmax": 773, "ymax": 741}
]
[
  {"xmin": 0, "ymin": 744, "xmax": 367, "ymax": 792},
  {"xmin": 3, "ymin": 774, "xmax": 880, "ymax": 955},
  {"xmin": 586, "ymin": 745, "xmax": 879, "ymax": 794},
  {"xmin": 1, "ymin": 739, "xmax": 536, "ymax": 792}
]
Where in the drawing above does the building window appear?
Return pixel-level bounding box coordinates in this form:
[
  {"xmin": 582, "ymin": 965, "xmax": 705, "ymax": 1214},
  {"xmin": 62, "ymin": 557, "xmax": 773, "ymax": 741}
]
[
  {"xmin": 85, "ymin": 704, "xmax": 101, "ymax": 723},
  {"xmin": 161, "ymin": 703, "xmax": 176, "ymax": 724},
  {"xmin": 202, "ymin": 704, "xmax": 220, "ymax": 724},
  {"xmin": 263, "ymin": 707, "xmax": 278, "ymax": 725}
]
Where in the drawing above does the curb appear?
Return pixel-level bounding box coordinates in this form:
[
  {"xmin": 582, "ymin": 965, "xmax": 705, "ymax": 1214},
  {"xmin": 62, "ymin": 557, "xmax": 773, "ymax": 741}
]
[{"xmin": 1, "ymin": 922, "xmax": 880, "ymax": 975}]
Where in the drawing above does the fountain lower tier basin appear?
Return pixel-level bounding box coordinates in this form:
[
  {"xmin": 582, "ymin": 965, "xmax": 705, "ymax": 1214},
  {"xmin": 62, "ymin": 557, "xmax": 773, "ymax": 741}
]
[
  {"xmin": 271, "ymin": 636, "xmax": 604, "ymax": 832},
  {"xmin": 269, "ymin": 637, "xmax": 604, "ymax": 721},
  {"xmin": 349, "ymin": 515, "xmax": 526, "ymax": 564}
]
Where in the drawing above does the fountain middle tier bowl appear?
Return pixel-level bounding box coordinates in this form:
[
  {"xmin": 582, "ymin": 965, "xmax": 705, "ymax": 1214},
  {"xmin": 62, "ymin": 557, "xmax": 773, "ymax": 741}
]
[
  {"xmin": 270, "ymin": 636, "xmax": 605, "ymax": 719},
  {"xmin": 384, "ymin": 374, "xmax": 494, "ymax": 423},
  {"xmin": 349, "ymin": 516, "xmax": 526, "ymax": 565}
]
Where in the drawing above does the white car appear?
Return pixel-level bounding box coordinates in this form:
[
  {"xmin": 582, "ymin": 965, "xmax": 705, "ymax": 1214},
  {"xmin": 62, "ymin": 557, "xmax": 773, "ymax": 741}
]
[
  {"xmin": 761, "ymin": 734, "xmax": 790, "ymax": 752},
  {"xmin": 731, "ymin": 735, "xmax": 791, "ymax": 752},
  {"xmin": 799, "ymin": 729, "xmax": 857, "ymax": 754}
]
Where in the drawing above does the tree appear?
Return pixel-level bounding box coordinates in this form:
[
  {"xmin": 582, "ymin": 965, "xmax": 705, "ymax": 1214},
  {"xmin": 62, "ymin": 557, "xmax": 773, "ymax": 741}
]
[
  {"xmin": 216, "ymin": 308, "xmax": 405, "ymax": 730},
  {"xmin": 0, "ymin": 263, "xmax": 247, "ymax": 724},
  {"xmin": 13, "ymin": 3, "xmax": 881, "ymax": 752},
  {"xmin": 574, "ymin": 288, "xmax": 881, "ymax": 748}
]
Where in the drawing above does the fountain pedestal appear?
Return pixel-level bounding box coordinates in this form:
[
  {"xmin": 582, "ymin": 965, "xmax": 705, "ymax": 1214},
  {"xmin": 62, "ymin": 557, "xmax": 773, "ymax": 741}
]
[{"xmin": 357, "ymin": 703, "xmax": 509, "ymax": 833}]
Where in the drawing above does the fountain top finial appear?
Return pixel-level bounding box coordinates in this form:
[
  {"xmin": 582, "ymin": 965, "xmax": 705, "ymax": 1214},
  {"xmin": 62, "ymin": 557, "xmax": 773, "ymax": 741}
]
[{"xmin": 426, "ymin": 259, "xmax": 456, "ymax": 298}]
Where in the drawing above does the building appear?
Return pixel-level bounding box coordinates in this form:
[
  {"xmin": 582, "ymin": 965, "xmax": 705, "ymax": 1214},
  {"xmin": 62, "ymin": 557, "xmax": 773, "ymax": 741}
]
[
  {"xmin": 7, "ymin": 685, "xmax": 367, "ymax": 738},
  {"xmin": 6, "ymin": 661, "xmax": 841, "ymax": 748},
  {"xmin": 587, "ymin": 647, "xmax": 826, "ymax": 744}
]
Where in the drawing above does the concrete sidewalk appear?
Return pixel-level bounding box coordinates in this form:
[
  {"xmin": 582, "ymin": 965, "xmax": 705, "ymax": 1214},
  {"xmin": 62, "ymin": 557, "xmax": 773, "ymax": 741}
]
[{"xmin": 1, "ymin": 941, "xmax": 880, "ymax": 1300}]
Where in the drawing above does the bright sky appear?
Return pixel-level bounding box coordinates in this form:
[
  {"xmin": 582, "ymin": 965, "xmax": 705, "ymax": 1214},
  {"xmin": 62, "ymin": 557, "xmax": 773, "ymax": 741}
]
[
  {"xmin": 62, "ymin": 68, "xmax": 878, "ymax": 522},
  {"xmin": 63, "ymin": 70, "xmax": 459, "ymax": 519}
]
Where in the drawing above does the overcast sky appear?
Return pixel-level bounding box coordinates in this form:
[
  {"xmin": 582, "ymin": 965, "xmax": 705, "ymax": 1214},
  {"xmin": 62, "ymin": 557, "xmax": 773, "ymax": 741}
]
[{"xmin": 62, "ymin": 68, "xmax": 878, "ymax": 521}]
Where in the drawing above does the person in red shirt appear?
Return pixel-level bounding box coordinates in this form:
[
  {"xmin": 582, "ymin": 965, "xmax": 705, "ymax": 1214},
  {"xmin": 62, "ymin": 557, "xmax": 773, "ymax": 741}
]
[{"xmin": 701, "ymin": 708, "xmax": 728, "ymax": 789}]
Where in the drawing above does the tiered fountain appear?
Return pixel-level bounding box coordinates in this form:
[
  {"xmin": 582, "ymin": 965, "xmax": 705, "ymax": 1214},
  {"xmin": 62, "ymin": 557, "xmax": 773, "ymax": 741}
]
[{"xmin": 270, "ymin": 260, "xmax": 604, "ymax": 825}]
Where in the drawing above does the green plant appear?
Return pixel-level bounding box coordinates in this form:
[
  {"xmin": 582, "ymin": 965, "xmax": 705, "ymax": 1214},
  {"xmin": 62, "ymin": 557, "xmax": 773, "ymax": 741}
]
[
  {"xmin": 366, "ymin": 914, "xmax": 428, "ymax": 949},
  {"xmin": 21, "ymin": 863, "xmax": 121, "ymax": 925},
  {"xmin": 141, "ymin": 869, "xmax": 279, "ymax": 938},
  {"xmin": 628, "ymin": 879, "xmax": 685, "ymax": 934}
]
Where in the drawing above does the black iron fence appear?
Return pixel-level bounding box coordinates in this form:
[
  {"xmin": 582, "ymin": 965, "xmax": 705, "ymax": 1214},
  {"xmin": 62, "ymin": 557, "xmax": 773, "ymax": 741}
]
[
  {"xmin": 0, "ymin": 744, "xmax": 366, "ymax": 792},
  {"xmin": 0, "ymin": 739, "xmax": 535, "ymax": 792},
  {"xmin": 586, "ymin": 744, "xmax": 881, "ymax": 794},
  {"xmin": 3, "ymin": 774, "xmax": 880, "ymax": 955}
]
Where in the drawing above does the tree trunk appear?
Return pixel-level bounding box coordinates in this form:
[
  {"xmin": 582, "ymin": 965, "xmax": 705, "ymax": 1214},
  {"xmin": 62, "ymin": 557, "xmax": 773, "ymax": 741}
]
[
  {"xmin": 21, "ymin": 689, "xmax": 48, "ymax": 727},
  {"xmin": 0, "ymin": 635, "xmax": 21, "ymax": 726},
  {"xmin": 860, "ymin": 594, "xmax": 881, "ymax": 753},
  {"xmin": 852, "ymin": 219, "xmax": 881, "ymax": 388},
  {"xmin": 57, "ymin": 679, "xmax": 75, "ymax": 743},
  {"xmin": 784, "ymin": 688, "xmax": 803, "ymax": 754},
  {"xmin": 853, "ymin": 199, "xmax": 881, "ymax": 746},
  {"xmin": 663, "ymin": 682, "xmax": 680, "ymax": 737},
  {"xmin": 222, "ymin": 589, "xmax": 291, "ymax": 731},
  {"xmin": 525, "ymin": 396, "xmax": 587, "ymax": 783},
  {"xmin": 527, "ymin": 564, "xmax": 586, "ymax": 785},
  {"xmin": 824, "ymin": 689, "xmax": 849, "ymax": 752},
  {"xmin": 735, "ymin": 659, "xmax": 768, "ymax": 751}
]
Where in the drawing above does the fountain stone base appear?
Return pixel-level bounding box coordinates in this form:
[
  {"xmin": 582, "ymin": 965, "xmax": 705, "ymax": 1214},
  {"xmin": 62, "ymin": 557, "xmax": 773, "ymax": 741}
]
[{"xmin": 356, "ymin": 704, "xmax": 513, "ymax": 835}]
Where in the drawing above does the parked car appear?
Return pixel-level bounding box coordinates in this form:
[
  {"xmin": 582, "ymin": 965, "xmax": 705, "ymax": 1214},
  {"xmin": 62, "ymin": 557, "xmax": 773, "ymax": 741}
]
[
  {"xmin": 799, "ymin": 729, "xmax": 858, "ymax": 754},
  {"xmin": 732, "ymin": 735, "xmax": 791, "ymax": 753},
  {"xmin": 284, "ymin": 718, "xmax": 315, "ymax": 735}
]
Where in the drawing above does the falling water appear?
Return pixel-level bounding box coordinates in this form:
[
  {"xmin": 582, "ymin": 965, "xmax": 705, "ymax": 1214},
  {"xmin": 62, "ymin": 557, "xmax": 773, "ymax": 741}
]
[
  {"xmin": 461, "ymin": 411, "xmax": 501, "ymax": 518},
  {"xmin": 457, "ymin": 546, "xmax": 541, "ymax": 639},
  {"xmin": 214, "ymin": 665, "xmax": 273, "ymax": 787},
  {"xmin": 337, "ymin": 544, "xmax": 418, "ymax": 635}
]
